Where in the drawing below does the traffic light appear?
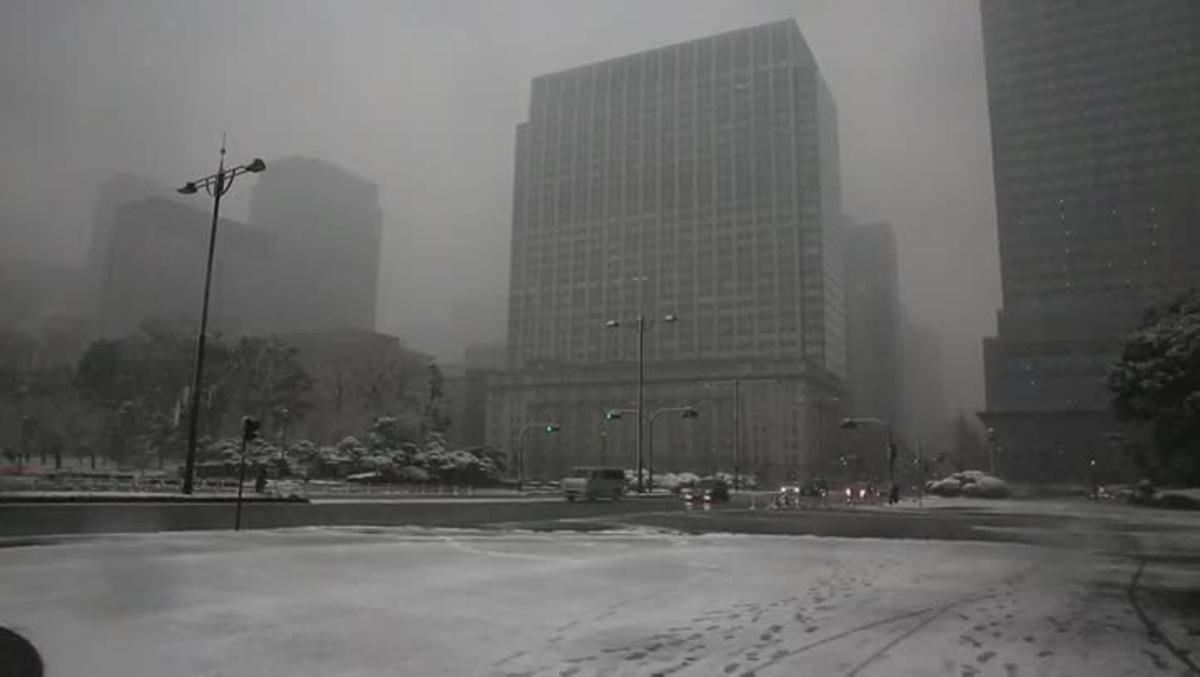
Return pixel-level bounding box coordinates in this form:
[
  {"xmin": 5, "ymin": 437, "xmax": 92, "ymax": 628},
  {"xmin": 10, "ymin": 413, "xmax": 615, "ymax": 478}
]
[
  {"xmin": 604, "ymin": 410, "xmax": 622, "ymax": 420},
  {"xmin": 544, "ymin": 424, "xmax": 560, "ymax": 434},
  {"xmin": 681, "ymin": 407, "xmax": 699, "ymax": 419},
  {"xmin": 242, "ymin": 416, "xmax": 261, "ymax": 442}
]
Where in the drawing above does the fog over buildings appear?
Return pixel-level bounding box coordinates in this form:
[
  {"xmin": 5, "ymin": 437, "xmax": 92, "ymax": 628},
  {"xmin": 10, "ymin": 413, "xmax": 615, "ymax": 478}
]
[{"xmin": 0, "ymin": 0, "xmax": 998, "ymax": 416}]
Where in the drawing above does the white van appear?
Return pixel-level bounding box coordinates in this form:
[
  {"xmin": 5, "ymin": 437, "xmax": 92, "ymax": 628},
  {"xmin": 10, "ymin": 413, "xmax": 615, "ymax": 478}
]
[{"xmin": 561, "ymin": 467, "xmax": 627, "ymax": 501}]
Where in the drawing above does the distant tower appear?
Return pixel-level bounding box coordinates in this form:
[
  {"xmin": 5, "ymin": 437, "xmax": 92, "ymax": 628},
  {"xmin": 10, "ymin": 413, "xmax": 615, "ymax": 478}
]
[
  {"xmin": 88, "ymin": 174, "xmax": 167, "ymax": 320},
  {"xmin": 505, "ymin": 19, "xmax": 844, "ymax": 373},
  {"xmin": 845, "ymin": 221, "xmax": 900, "ymax": 428},
  {"xmin": 248, "ymin": 157, "xmax": 383, "ymax": 332}
]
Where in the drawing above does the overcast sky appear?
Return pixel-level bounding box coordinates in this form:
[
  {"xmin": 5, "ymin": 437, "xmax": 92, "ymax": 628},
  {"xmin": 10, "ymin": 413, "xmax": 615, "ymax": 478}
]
[{"xmin": 0, "ymin": 0, "xmax": 999, "ymax": 416}]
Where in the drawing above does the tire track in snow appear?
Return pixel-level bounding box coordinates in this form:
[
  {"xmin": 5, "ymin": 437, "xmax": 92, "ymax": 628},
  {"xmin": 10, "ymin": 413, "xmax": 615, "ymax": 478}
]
[{"xmin": 1128, "ymin": 559, "xmax": 1200, "ymax": 676}]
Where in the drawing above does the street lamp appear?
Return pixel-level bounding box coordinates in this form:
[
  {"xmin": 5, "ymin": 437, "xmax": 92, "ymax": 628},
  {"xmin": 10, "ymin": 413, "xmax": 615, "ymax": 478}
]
[
  {"xmin": 647, "ymin": 406, "xmax": 699, "ymax": 491},
  {"xmin": 516, "ymin": 422, "xmax": 560, "ymax": 491},
  {"xmin": 605, "ymin": 313, "xmax": 678, "ymax": 493},
  {"xmin": 839, "ymin": 417, "xmax": 895, "ymax": 496},
  {"xmin": 176, "ymin": 141, "xmax": 266, "ymax": 495}
]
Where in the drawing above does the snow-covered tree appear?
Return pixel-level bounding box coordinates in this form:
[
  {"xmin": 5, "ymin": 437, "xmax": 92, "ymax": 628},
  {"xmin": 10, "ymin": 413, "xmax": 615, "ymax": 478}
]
[{"xmin": 1108, "ymin": 289, "xmax": 1200, "ymax": 482}]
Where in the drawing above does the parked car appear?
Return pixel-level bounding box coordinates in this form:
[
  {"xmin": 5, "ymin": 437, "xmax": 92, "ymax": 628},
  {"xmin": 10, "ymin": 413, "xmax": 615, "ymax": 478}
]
[
  {"xmin": 681, "ymin": 478, "xmax": 730, "ymax": 504},
  {"xmin": 561, "ymin": 467, "xmax": 626, "ymax": 501}
]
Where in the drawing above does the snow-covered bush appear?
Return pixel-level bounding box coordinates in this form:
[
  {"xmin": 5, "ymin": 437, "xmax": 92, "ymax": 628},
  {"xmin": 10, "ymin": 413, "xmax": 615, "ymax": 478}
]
[
  {"xmin": 393, "ymin": 465, "xmax": 430, "ymax": 483},
  {"xmin": 927, "ymin": 469, "xmax": 1009, "ymax": 499},
  {"xmin": 926, "ymin": 477, "xmax": 963, "ymax": 496}
]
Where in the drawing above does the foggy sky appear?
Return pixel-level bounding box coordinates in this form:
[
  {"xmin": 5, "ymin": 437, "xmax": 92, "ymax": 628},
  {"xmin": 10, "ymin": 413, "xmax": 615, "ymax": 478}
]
[{"xmin": 0, "ymin": 0, "xmax": 999, "ymax": 417}]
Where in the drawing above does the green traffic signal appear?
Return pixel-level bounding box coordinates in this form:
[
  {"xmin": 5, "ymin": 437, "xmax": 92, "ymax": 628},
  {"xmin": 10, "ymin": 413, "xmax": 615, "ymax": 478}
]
[
  {"xmin": 604, "ymin": 410, "xmax": 621, "ymax": 420},
  {"xmin": 545, "ymin": 424, "xmax": 560, "ymax": 433}
]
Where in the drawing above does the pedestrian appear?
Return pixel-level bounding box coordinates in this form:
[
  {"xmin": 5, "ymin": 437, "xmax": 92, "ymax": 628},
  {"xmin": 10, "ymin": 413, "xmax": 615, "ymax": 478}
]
[
  {"xmin": 255, "ymin": 465, "xmax": 268, "ymax": 494},
  {"xmin": 890, "ymin": 484, "xmax": 900, "ymax": 505}
]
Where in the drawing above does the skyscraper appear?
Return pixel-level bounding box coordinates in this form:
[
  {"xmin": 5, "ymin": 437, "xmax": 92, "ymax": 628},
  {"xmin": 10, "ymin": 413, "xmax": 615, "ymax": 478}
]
[
  {"xmin": 979, "ymin": 0, "xmax": 1200, "ymax": 480},
  {"xmin": 844, "ymin": 221, "xmax": 900, "ymax": 431},
  {"xmin": 88, "ymin": 174, "xmax": 167, "ymax": 318},
  {"xmin": 248, "ymin": 156, "xmax": 383, "ymax": 333},
  {"xmin": 97, "ymin": 198, "xmax": 274, "ymax": 337},
  {"xmin": 490, "ymin": 20, "xmax": 846, "ymax": 483}
]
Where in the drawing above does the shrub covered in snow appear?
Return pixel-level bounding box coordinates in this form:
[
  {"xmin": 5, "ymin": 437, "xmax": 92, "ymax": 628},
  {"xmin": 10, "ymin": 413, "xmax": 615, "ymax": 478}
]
[
  {"xmin": 926, "ymin": 470, "xmax": 1010, "ymax": 498},
  {"xmin": 926, "ymin": 477, "xmax": 962, "ymax": 496}
]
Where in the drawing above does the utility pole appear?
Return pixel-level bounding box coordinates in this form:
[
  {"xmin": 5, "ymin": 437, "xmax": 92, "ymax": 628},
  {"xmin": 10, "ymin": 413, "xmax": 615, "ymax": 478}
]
[
  {"xmin": 732, "ymin": 380, "xmax": 741, "ymax": 490},
  {"xmin": 916, "ymin": 440, "xmax": 924, "ymax": 508},
  {"xmin": 636, "ymin": 314, "xmax": 645, "ymax": 492}
]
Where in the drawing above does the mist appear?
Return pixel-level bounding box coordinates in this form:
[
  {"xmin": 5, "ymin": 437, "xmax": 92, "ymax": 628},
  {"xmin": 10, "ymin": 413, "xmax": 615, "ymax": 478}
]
[{"xmin": 0, "ymin": 0, "xmax": 998, "ymax": 415}]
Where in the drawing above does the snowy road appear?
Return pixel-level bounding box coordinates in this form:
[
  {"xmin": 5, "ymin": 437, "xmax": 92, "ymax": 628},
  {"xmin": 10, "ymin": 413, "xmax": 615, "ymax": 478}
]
[{"xmin": 2, "ymin": 525, "xmax": 1197, "ymax": 676}]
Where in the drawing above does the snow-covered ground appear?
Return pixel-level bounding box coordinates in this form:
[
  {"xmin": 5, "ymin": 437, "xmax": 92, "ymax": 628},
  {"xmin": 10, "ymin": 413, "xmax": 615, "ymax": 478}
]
[{"xmin": 1, "ymin": 527, "xmax": 1196, "ymax": 676}]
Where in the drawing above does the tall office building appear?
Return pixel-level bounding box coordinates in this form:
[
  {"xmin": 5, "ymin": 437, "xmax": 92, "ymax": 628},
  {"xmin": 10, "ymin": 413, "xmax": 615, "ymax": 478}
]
[
  {"xmin": 97, "ymin": 198, "xmax": 275, "ymax": 337},
  {"xmin": 898, "ymin": 308, "xmax": 949, "ymax": 452},
  {"xmin": 491, "ymin": 20, "xmax": 846, "ymax": 483},
  {"xmin": 979, "ymin": 0, "xmax": 1200, "ymax": 480},
  {"xmin": 88, "ymin": 174, "xmax": 167, "ymax": 317},
  {"xmin": 845, "ymin": 221, "xmax": 900, "ymax": 439},
  {"xmin": 248, "ymin": 156, "xmax": 383, "ymax": 333}
]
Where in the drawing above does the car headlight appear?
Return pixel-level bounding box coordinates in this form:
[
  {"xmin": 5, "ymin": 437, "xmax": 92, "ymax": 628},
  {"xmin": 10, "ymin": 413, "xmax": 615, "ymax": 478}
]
[
  {"xmin": 859, "ymin": 489, "xmax": 866, "ymax": 498},
  {"xmin": 844, "ymin": 488, "xmax": 852, "ymax": 497}
]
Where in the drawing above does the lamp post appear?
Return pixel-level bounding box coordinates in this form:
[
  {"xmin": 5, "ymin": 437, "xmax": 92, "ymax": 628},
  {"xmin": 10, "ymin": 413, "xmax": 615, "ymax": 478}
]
[
  {"xmin": 605, "ymin": 313, "xmax": 677, "ymax": 493},
  {"xmin": 646, "ymin": 406, "xmax": 699, "ymax": 491},
  {"xmin": 176, "ymin": 143, "xmax": 266, "ymax": 495},
  {"xmin": 516, "ymin": 422, "xmax": 560, "ymax": 491},
  {"xmin": 839, "ymin": 417, "xmax": 895, "ymax": 496}
]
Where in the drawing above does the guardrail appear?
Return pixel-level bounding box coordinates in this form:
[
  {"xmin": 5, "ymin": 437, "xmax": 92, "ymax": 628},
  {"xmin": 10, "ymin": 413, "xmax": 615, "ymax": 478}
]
[{"xmin": 0, "ymin": 476, "xmax": 555, "ymax": 500}]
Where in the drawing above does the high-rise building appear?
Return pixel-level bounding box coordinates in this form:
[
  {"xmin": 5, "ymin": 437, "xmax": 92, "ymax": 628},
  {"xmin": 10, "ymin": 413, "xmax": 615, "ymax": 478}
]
[
  {"xmin": 844, "ymin": 221, "xmax": 900, "ymax": 430},
  {"xmin": 248, "ymin": 156, "xmax": 383, "ymax": 333},
  {"xmin": 88, "ymin": 174, "xmax": 167, "ymax": 316},
  {"xmin": 979, "ymin": 0, "xmax": 1200, "ymax": 480},
  {"xmin": 898, "ymin": 308, "xmax": 948, "ymax": 452},
  {"xmin": 97, "ymin": 198, "xmax": 275, "ymax": 337},
  {"xmin": 490, "ymin": 20, "xmax": 847, "ymax": 483}
]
